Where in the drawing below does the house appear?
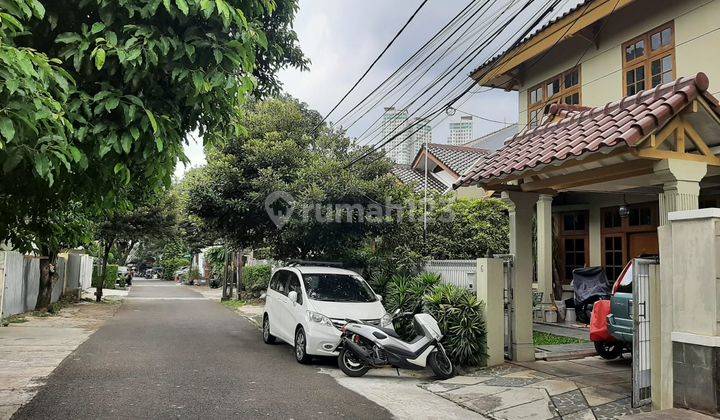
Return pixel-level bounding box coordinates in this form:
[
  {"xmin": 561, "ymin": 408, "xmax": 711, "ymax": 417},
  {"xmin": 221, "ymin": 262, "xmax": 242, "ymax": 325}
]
[
  {"xmin": 393, "ymin": 143, "xmax": 492, "ymax": 197},
  {"xmin": 456, "ymin": 0, "xmax": 720, "ymax": 414},
  {"xmin": 466, "ymin": 123, "xmax": 519, "ymax": 151}
]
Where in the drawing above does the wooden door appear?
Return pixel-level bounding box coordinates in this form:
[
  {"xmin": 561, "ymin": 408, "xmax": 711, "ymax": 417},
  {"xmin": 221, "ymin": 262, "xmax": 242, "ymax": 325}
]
[{"xmin": 628, "ymin": 232, "xmax": 659, "ymax": 258}]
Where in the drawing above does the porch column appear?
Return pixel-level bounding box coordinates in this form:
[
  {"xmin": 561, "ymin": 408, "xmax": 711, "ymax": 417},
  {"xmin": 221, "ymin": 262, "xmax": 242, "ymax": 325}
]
[
  {"xmin": 655, "ymin": 159, "xmax": 707, "ymax": 226},
  {"xmin": 502, "ymin": 191, "xmax": 539, "ymax": 362},
  {"xmin": 536, "ymin": 194, "xmax": 553, "ymax": 304}
]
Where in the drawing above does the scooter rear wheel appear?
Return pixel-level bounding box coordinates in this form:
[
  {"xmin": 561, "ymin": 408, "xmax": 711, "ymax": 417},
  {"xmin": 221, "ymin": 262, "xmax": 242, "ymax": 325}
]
[
  {"xmin": 338, "ymin": 348, "xmax": 370, "ymax": 377},
  {"xmin": 428, "ymin": 349, "xmax": 454, "ymax": 380}
]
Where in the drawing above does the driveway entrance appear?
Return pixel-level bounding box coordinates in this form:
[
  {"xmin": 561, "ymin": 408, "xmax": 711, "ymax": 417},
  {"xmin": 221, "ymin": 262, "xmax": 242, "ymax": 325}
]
[{"xmin": 423, "ymin": 356, "xmax": 645, "ymax": 419}]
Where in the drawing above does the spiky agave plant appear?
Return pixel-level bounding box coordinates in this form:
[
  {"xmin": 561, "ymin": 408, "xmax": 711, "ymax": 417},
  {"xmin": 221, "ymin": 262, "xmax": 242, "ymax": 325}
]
[{"xmin": 424, "ymin": 284, "xmax": 488, "ymax": 367}]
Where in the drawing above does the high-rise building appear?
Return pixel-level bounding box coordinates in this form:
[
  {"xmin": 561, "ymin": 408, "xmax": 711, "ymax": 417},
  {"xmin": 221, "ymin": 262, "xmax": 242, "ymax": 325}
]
[
  {"xmin": 380, "ymin": 108, "xmax": 433, "ymax": 164},
  {"xmin": 406, "ymin": 118, "xmax": 432, "ymax": 163},
  {"xmin": 381, "ymin": 107, "xmax": 410, "ymax": 164},
  {"xmin": 448, "ymin": 115, "xmax": 474, "ymax": 146}
]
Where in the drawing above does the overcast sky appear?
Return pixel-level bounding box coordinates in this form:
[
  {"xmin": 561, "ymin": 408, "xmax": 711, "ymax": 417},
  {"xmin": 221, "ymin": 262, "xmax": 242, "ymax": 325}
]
[{"xmin": 175, "ymin": 0, "xmax": 580, "ymax": 178}]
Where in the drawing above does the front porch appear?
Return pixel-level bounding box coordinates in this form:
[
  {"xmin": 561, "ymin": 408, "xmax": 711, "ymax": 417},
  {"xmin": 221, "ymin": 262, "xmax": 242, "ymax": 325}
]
[{"xmin": 457, "ymin": 73, "xmax": 720, "ymax": 413}]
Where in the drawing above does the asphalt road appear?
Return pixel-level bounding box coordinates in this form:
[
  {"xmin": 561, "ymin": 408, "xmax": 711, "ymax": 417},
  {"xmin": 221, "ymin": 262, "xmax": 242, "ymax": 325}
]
[{"xmin": 13, "ymin": 279, "xmax": 391, "ymax": 419}]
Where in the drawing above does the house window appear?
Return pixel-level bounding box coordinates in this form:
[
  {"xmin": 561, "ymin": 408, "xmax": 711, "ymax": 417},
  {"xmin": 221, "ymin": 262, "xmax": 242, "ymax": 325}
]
[
  {"xmin": 622, "ymin": 22, "xmax": 675, "ymax": 95},
  {"xmin": 557, "ymin": 211, "xmax": 589, "ymax": 284},
  {"xmin": 527, "ymin": 67, "xmax": 581, "ymax": 128},
  {"xmin": 604, "ymin": 235, "xmax": 625, "ymax": 282}
]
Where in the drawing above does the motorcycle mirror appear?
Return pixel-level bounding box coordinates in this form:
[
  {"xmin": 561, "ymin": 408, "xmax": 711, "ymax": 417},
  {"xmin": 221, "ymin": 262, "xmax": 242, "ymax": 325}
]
[
  {"xmin": 393, "ymin": 308, "xmax": 401, "ymax": 316},
  {"xmin": 376, "ymin": 294, "xmax": 383, "ymax": 302}
]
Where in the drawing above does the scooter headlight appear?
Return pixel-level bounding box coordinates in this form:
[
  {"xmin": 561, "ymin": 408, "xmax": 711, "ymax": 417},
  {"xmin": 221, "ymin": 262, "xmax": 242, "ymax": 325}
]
[
  {"xmin": 380, "ymin": 312, "xmax": 394, "ymax": 328},
  {"xmin": 307, "ymin": 311, "xmax": 333, "ymax": 327}
]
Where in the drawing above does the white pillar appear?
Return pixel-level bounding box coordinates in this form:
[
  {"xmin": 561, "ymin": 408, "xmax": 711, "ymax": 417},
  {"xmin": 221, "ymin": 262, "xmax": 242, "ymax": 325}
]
[
  {"xmin": 502, "ymin": 191, "xmax": 539, "ymax": 362},
  {"xmin": 536, "ymin": 194, "xmax": 553, "ymax": 304},
  {"xmin": 654, "ymin": 159, "xmax": 707, "ymax": 226},
  {"xmin": 477, "ymin": 258, "xmax": 504, "ymax": 366}
]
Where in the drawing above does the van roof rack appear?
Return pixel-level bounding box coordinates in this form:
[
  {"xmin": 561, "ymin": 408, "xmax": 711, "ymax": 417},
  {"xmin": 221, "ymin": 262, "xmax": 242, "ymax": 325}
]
[{"xmin": 286, "ymin": 260, "xmax": 344, "ymax": 268}]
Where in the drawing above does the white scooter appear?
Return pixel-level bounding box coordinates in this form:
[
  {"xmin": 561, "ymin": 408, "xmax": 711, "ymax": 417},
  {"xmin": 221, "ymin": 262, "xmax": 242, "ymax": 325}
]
[{"xmin": 337, "ymin": 310, "xmax": 454, "ymax": 379}]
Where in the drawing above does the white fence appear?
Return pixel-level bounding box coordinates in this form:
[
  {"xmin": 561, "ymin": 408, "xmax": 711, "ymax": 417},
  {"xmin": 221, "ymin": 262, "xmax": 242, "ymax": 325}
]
[
  {"xmin": 0, "ymin": 251, "xmax": 94, "ymax": 318},
  {"xmin": 424, "ymin": 259, "xmax": 477, "ymax": 291}
]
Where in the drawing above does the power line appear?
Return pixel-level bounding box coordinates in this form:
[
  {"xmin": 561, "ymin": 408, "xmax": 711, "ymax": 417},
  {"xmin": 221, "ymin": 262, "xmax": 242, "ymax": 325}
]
[
  {"xmin": 349, "ymin": 0, "xmax": 561, "ymax": 165},
  {"xmin": 334, "ymin": 0, "xmax": 483, "ymax": 128},
  {"xmin": 316, "ymin": 0, "xmax": 429, "ymax": 129}
]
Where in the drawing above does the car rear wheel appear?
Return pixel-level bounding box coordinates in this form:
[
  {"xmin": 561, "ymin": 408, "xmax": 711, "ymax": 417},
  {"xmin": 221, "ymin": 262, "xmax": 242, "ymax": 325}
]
[
  {"xmin": 262, "ymin": 315, "xmax": 276, "ymax": 344},
  {"xmin": 594, "ymin": 341, "xmax": 623, "ymax": 359},
  {"xmin": 294, "ymin": 327, "xmax": 312, "ymax": 364}
]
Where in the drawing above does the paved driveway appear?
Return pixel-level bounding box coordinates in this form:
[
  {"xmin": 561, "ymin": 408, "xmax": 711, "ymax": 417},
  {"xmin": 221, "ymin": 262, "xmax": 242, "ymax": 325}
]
[{"xmin": 12, "ymin": 278, "xmax": 391, "ymax": 419}]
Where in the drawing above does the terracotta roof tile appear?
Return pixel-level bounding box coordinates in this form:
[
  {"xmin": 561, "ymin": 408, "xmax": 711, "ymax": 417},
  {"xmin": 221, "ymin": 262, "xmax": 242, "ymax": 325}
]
[
  {"xmin": 418, "ymin": 143, "xmax": 490, "ymax": 176},
  {"xmin": 455, "ymin": 73, "xmax": 719, "ymax": 188},
  {"xmin": 391, "ymin": 165, "xmax": 446, "ymax": 193}
]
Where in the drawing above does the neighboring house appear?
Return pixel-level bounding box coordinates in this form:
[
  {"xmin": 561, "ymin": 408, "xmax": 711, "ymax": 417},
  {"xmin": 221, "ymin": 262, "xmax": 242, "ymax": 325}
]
[
  {"xmin": 455, "ymin": 0, "xmax": 720, "ymax": 413},
  {"xmin": 466, "ymin": 124, "xmax": 519, "ymax": 151},
  {"xmin": 393, "ymin": 143, "xmax": 491, "ymax": 197},
  {"xmin": 391, "ymin": 164, "xmax": 446, "ymax": 194}
]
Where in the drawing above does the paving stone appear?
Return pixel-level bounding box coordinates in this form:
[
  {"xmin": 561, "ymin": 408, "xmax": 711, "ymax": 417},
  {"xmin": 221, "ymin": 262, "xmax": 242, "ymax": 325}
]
[
  {"xmin": 591, "ymin": 397, "xmax": 651, "ymax": 420},
  {"xmin": 441, "ymin": 383, "xmax": 513, "ymax": 404},
  {"xmin": 505, "ymin": 369, "xmax": 556, "ymax": 380},
  {"xmin": 472, "ymin": 363, "xmax": 529, "ymax": 377},
  {"xmin": 551, "ymin": 389, "xmax": 589, "ymax": 416},
  {"xmin": 464, "ymin": 387, "xmax": 549, "ymax": 414},
  {"xmin": 485, "ymin": 376, "xmax": 542, "ymax": 387},
  {"xmin": 570, "ymin": 357, "xmax": 632, "ymax": 372},
  {"xmin": 570, "ymin": 371, "xmax": 630, "ymax": 387},
  {"xmin": 528, "ymin": 379, "xmax": 579, "ymax": 396},
  {"xmin": 421, "ymin": 382, "xmax": 464, "ymax": 393},
  {"xmin": 439, "ymin": 375, "xmax": 491, "ymax": 385},
  {"xmin": 562, "ymin": 408, "xmax": 596, "ymax": 420},
  {"xmin": 515, "ymin": 360, "xmax": 606, "ymax": 378},
  {"xmin": 580, "ymin": 386, "xmax": 628, "ymax": 407},
  {"xmin": 489, "ymin": 395, "xmax": 559, "ymax": 420}
]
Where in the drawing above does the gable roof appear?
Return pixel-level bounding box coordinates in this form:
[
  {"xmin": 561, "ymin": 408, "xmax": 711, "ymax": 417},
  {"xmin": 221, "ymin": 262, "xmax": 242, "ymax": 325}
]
[
  {"xmin": 455, "ymin": 73, "xmax": 720, "ymax": 187},
  {"xmin": 391, "ymin": 165, "xmax": 447, "ymax": 193},
  {"xmin": 413, "ymin": 143, "xmax": 491, "ymax": 176},
  {"xmin": 471, "ymin": 0, "xmax": 637, "ymax": 88}
]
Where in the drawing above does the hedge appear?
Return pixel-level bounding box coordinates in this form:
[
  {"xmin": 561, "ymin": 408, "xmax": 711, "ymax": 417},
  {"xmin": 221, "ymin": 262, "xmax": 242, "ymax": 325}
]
[
  {"xmin": 160, "ymin": 258, "xmax": 189, "ymax": 281},
  {"xmin": 92, "ymin": 264, "xmax": 119, "ymax": 289},
  {"xmin": 243, "ymin": 265, "xmax": 272, "ymax": 296}
]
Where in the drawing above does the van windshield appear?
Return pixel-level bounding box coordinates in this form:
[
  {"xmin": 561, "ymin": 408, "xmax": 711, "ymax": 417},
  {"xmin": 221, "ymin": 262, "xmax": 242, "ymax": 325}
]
[{"xmin": 302, "ymin": 274, "xmax": 377, "ymax": 303}]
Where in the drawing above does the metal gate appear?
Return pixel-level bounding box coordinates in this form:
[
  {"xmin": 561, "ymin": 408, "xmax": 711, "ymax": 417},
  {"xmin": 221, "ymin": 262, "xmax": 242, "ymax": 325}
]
[
  {"xmin": 632, "ymin": 257, "xmax": 658, "ymax": 407},
  {"xmin": 494, "ymin": 254, "xmax": 514, "ymax": 360}
]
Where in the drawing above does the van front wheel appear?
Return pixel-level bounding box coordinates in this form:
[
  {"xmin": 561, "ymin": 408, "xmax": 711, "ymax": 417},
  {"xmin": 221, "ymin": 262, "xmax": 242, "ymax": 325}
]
[{"xmin": 594, "ymin": 341, "xmax": 623, "ymax": 359}]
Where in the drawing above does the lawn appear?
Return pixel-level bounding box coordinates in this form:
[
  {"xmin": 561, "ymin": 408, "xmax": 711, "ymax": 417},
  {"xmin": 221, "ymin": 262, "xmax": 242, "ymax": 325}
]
[
  {"xmin": 533, "ymin": 331, "xmax": 588, "ymax": 345},
  {"xmin": 221, "ymin": 299, "xmax": 247, "ymax": 310}
]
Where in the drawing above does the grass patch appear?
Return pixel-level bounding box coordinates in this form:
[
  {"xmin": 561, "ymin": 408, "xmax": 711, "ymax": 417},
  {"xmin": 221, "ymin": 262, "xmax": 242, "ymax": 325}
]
[
  {"xmin": 5, "ymin": 316, "xmax": 28, "ymax": 324},
  {"xmin": 221, "ymin": 299, "xmax": 247, "ymax": 309},
  {"xmin": 533, "ymin": 331, "xmax": 587, "ymax": 345}
]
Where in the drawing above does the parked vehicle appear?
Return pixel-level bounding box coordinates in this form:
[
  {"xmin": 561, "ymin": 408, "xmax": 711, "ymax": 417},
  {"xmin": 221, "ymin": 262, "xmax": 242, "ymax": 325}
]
[
  {"xmin": 590, "ymin": 260, "xmax": 636, "ymax": 359},
  {"xmin": 262, "ymin": 266, "xmax": 388, "ymax": 364},
  {"xmin": 337, "ymin": 310, "xmax": 454, "ymax": 379},
  {"xmin": 572, "ymin": 266, "xmax": 611, "ymax": 324}
]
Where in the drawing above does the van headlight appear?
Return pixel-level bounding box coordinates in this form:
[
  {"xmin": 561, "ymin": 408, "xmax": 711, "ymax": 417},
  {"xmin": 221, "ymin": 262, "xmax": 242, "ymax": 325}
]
[
  {"xmin": 380, "ymin": 312, "xmax": 394, "ymax": 328},
  {"xmin": 307, "ymin": 311, "xmax": 333, "ymax": 327}
]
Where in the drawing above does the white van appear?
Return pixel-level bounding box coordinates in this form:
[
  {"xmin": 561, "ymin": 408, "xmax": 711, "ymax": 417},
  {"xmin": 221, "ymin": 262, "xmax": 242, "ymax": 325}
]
[{"xmin": 262, "ymin": 266, "xmax": 390, "ymax": 363}]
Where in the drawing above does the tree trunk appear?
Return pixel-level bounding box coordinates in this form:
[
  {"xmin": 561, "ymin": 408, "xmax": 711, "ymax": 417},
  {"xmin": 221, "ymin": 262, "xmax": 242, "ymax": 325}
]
[
  {"xmin": 96, "ymin": 239, "xmax": 114, "ymax": 302},
  {"xmin": 35, "ymin": 254, "xmax": 54, "ymax": 310}
]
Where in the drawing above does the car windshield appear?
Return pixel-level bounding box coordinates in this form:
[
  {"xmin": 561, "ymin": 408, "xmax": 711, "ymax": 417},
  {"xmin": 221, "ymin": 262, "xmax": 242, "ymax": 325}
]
[{"xmin": 302, "ymin": 273, "xmax": 377, "ymax": 303}]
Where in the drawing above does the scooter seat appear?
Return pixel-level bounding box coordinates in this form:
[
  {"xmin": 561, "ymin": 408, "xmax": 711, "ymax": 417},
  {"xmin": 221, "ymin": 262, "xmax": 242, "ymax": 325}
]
[{"xmin": 378, "ymin": 327, "xmax": 401, "ymax": 339}]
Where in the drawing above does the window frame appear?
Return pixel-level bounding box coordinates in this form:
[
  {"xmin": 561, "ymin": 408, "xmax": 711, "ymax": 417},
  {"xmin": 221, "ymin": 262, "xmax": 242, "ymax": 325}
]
[
  {"xmin": 622, "ymin": 21, "xmax": 675, "ymax": 96},
  {"xmin": 527, "ymin": 67, "xmax": 581, "ymax": 128},
  {"xmin": 555, "ymin": 210, "xmax": 589, "ymax": 284}
]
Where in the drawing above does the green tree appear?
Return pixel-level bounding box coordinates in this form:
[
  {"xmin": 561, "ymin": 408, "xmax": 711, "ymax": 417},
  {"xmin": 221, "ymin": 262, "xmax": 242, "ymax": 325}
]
[{"xmin": 184, "ymin": 97, "xmax": 407, "ymax": 261}]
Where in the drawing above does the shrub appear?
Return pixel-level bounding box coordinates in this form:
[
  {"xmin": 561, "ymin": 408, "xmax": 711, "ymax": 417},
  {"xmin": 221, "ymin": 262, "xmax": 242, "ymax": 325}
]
[
  {"xmin": 383, "ymin": 272, "xmax": 488, "ymax": 367},
  {"xmin": 92, "ymin": 264, "xmax": 118, "ymax": 289},
  {"xmin": 160, "ymin": 258, "xmax": 189, "ymax": 281},
  {"xmin": 424, "ymin": 284, "xmax": 488, "ymax": 367},
  {"xmin": 243, "ymin": 265, "xmax": 272, "ymax": 296},
  {"xmin": 384, "ymin": 273, "xmax": 441, "ymax": 339}
]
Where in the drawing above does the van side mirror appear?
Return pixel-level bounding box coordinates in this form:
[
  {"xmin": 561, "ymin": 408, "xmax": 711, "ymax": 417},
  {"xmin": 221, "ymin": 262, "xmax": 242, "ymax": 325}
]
[{"xmin": 288, "ymin": 291, "xmax": 298, "ymax": 303}]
